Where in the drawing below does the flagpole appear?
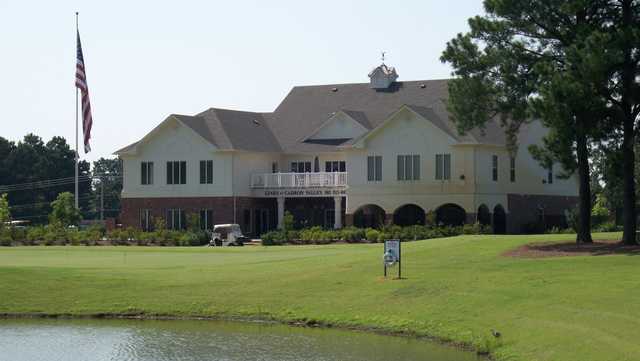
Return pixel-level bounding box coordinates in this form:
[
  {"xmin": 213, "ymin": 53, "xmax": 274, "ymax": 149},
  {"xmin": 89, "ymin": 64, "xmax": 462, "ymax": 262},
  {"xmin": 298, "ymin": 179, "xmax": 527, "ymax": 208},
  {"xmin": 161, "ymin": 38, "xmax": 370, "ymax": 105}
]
[{"xmin": 75, "ymin": 11, "xmax": 79, "ymax": 210}]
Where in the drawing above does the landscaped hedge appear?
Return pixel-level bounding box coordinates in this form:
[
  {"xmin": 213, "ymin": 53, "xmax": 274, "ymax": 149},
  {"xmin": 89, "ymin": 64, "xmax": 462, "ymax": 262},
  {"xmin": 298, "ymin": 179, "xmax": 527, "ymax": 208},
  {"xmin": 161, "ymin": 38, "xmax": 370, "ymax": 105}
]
[
  {"xmin": 260, "ymin": 223, "xmax": 492, "ymax": 246},
  {"xmin": 0, "ymin": 224, "xmax": 210, "ymax": 247}
]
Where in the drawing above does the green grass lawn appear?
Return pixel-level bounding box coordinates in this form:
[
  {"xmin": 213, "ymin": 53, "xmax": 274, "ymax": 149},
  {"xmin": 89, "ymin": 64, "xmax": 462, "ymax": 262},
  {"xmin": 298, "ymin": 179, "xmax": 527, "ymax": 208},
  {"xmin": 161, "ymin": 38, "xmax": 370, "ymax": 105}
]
[{"xmin": 0, "ymin": 233, "xmax": 638, "ymax": 361}]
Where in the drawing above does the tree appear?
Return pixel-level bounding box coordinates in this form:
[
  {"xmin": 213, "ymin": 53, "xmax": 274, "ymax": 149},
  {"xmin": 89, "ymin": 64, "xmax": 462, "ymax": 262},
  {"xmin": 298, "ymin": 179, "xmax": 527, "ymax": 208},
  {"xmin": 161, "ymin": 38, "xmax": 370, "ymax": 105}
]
[
  {"xmin": 441, "ymin": 0, "xmax": 611, "ymax": 243},
  {"xmin": 91, "ymin": 157, "xmax": 123, "ymax": 219},
  {"xmin": 0, "ymin": 194, "xmax": 10, "ymax": 225},
  {"xmin": 1, "ymin": 134, "xmax": 92, "ymax": 223},
  {"xmin": 594, "ymin": 0, "xmax": 640, "ymax": 244},
  {"xmin": 49, "ymin": 192, "xmax": 81, "ymax": 226}
]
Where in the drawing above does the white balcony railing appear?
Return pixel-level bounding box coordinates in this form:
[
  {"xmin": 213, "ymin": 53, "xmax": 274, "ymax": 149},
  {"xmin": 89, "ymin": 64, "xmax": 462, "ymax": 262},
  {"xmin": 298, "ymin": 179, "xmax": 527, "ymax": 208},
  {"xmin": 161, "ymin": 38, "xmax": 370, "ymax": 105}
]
[{"xmin": 250, "ymin": 172, "xmax": 348, "ymax": 189}]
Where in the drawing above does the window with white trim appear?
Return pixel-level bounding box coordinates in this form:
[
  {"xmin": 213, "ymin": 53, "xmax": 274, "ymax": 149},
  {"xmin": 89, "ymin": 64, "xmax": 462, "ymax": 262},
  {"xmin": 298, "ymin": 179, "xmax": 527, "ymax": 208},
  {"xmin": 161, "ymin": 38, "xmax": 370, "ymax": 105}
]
[
  {"xmin": 167, "ymin": 161, "xmax": 186, "ymax": 185},
  {"xmin": 199, "ymin": 160, "xmax": 213, "ymax": 184},
  {"xmin": 397, "ymin": 155, "xmax": 420, "ymax": 181},
  {"xmin": 140, "ymin": 209, "xmax": 152, "ymax": 231},
  {"xmin": 291, "ymin": 161, "xmax": 311, "ymax": 173},
  {"xmin": 325, "ymin": 161, "xmax": 346, "ymax": 172},
  {"xmin": 492, "ymin": 155, "xmax": 498, "ymax": 182},
  {"xmin": 200, "ymin": 209, "xmax": 213, "ymax": 231},
  {"xmin": 166, "ymin": 209, "xmax": 185, "ymax": 230},
  {"xmin": 435, "ymin": 154, "xmax": 451, "ymax": 180},
  {"xmin": 141, "ymin": 162, "xmax": 153, "ymax": 185},
  {"xmin": 510, "ymin": 156, "xmax": 516, "ymax": 183},
  {"xmin": 367, "ymin": 155, "xmax": 382, "ymax": 181}
]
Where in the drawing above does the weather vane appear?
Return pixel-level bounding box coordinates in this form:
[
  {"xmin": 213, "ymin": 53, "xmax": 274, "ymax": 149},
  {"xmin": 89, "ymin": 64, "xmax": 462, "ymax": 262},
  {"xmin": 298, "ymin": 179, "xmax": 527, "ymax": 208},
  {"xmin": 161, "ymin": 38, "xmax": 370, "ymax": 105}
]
[{"xmin": 381, "ymin": 51, "xmax": 386, "ymax": 63}]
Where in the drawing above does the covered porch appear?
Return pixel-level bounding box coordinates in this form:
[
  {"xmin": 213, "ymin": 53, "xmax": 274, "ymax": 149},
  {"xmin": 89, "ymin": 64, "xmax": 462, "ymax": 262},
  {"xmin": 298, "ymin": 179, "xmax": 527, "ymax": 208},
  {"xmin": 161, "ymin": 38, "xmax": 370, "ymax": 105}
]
[{"xmin": 251, "ymin": 172, "xmax": 348, "ymax": 230}]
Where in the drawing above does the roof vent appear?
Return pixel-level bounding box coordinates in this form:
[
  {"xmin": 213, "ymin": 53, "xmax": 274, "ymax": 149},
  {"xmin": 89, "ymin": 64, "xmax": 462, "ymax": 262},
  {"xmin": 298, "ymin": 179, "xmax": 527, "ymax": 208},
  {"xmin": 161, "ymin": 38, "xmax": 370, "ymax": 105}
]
[
  {"xmin": 331, "ymin": 87, "xmax": 338, "ymax": 92},
  {"xmin": 368, "ymin": 63, "xmax": 398, "ymax": 89},
  {"xmin": 252, "ymin": 119, "xmax": 261, "ymax": 126},
  {"xmin": 419, "ymin": 83, "xmax": 426, "ymax": 89}
]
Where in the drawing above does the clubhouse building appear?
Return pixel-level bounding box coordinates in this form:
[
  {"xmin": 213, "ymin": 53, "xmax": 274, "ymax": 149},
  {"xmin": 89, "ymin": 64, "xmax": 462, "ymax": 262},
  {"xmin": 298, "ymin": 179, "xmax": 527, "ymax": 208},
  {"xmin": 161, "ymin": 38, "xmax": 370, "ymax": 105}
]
[{"xmin": 114, "ymin": 63, "xmax": 578, "ymax": 235}]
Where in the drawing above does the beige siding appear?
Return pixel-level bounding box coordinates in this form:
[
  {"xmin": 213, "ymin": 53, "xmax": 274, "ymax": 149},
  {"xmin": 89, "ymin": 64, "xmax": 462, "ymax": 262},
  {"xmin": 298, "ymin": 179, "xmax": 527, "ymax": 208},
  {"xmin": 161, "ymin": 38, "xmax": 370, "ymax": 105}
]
[{"xmin": 121, "ymin": 119, "xmax": 232, "ymax": 198}]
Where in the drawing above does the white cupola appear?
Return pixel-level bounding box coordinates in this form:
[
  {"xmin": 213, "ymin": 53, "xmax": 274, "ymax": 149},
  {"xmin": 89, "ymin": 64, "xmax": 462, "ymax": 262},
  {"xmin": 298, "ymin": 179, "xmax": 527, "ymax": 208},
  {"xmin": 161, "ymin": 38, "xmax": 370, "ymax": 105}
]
[{"xmin": 368, "ymin": 63, "xmax": 398, "ymax": 89}]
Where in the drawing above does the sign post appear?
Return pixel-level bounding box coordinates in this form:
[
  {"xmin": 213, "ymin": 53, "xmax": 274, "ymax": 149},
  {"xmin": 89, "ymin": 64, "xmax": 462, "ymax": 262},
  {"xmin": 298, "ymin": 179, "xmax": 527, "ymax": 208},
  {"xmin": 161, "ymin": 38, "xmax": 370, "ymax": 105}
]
[{"xmin": 383, "ymin": 239, "xmax": 401, "ymax": 279}]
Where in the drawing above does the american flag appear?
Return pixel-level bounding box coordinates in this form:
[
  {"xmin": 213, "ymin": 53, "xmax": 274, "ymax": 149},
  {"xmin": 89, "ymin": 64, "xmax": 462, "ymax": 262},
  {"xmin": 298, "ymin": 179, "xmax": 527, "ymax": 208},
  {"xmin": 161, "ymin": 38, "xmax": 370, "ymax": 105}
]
[{"xmin": 75, "ymin": 30, "xmax": 93, "ymax": 153}]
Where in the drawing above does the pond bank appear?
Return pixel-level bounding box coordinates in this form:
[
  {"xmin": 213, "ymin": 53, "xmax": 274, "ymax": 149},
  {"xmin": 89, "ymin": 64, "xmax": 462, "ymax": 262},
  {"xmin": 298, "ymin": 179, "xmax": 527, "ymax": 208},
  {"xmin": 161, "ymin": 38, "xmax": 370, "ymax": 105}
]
[
  {"xmin": 0, "ymin": 318, "xmax": 482, "ymax": 361},
  {"xmin": 0, "ymin": 312, "xmax": 490, "ymax": 358}
]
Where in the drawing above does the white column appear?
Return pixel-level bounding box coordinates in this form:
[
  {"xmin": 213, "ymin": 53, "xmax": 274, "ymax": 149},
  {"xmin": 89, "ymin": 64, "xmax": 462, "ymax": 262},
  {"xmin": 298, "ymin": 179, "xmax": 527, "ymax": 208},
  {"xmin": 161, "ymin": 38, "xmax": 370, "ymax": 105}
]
[
  {"xmin": 277, "ymin": 197, "xmax": 285, "ymax": 230},
  {"xmin": 334, "ymin": 196, "xmax": 342, "ymax": 229}
]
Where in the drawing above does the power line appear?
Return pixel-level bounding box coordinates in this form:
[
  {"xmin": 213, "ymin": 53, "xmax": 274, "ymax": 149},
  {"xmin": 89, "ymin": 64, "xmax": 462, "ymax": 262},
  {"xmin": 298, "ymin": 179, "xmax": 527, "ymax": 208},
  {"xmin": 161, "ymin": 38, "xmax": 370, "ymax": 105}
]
[
  {"xmin": 8, "ymin": 194, "xmax": 120, "ymax": 210},
  {"xmin": 0, "ymin": 174, "xmax": 121, "ymax": 193}
]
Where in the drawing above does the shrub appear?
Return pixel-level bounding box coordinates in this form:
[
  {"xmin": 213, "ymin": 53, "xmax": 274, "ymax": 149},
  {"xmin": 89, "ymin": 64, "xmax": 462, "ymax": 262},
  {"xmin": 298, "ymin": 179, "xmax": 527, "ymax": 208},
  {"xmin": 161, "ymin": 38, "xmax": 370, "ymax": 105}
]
[
  {"xmin": 286, "ymin": 230, "xmax": 299, "ymax": 242},
  {"xmin": 340, "ymin": 226, "xmax": 365, "ymax": 242},
  {"xmin": 593, "ymin": 221, "xmax": 622, "ymax": 232},
  {"xmin": 260, "ymin": 223, "xmax": 492, "ymax": 246},
  {"xmin": 26, "ymin": 226, "xmax": 46, "ymax": 244},
  {"xmin": 462, "ymin": 223, "xmax": 491, "ymax": 235},
  {"xmin": 283, "ymin": 211, "xmax": 294, "ymax": 231},
  {"xmin": 43, "ymin": 223, "xmax": 68, "ymax": 245},
  {"xmin": 365, "ymin": 228, "xmax": 380, "ymax": 243},
  {"xmin": 300, "ymin": 226, "xmax": 322, "ymax": 242},
  {"xmin": 261, "ymin": 230, "xmax": 285, "ymax": 245},
  {"xmin": 546, "ymin": 226, "xmax": 573, "ymax": 234},
  {"xmin": 564, "ymin": 207, "xmax": 579, "ymax": 233},
  {"xmin": 49, "ymin": 192, "xmax": 81, "ymax": 226},
  {"xmin": 591, "ymin": 194, "xmax": 610, "ymax": 227},
  {"xmin": 0, "ymin": 228, "xmax": 12, "ymax": 246},
  {"xmin": 137, "ymin": 232, "xmax": 154, "ymax": 246},
  {"xmin": 0, "ymin": 193, "xmax": 10, "ymax": 225}
]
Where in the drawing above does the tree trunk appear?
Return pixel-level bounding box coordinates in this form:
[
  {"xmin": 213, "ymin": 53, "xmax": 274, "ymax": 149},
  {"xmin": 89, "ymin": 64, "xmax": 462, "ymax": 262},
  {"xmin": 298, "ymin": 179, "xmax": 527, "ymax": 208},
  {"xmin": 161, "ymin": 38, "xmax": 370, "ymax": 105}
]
[
  {"xmin": 620, "ymin": 0, "xmax": 637, "ymax": 246},
  {"xmin": 621, "ymin": 118, "xmax": 637, "ymax": 245},
  {"xmin": 575, "ymin": 118, "xmax": 592, "ymax": 243}
]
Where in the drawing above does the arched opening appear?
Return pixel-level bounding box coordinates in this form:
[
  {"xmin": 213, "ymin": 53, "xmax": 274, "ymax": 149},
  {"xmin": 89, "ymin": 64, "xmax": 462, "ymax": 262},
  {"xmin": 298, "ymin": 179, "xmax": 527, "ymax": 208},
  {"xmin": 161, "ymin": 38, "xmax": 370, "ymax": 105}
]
[
  {"xmin": 353, "ymin": 204, "xmax": 386, "ymax": 229},
  {"xmin": 435, "ymin": 203, "xmax": 466, "ymax": 227},
  {"xmin": 477, "ymin": 204, "xmax": 491, "ymax": 226},
  {"xmin": 493, "ymin": 204, "xmax": 507, "ymax": 234},
  {"xmin": 393, "ymin": 204, "xmax": 426, "ymax": 226}
]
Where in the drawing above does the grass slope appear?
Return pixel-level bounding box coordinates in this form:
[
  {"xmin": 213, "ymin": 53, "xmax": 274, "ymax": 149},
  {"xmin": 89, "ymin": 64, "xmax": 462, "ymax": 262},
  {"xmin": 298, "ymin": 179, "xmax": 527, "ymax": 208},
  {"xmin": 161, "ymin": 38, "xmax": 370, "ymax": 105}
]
[{"xmin": 0, "ymin": 233, "xmax": 638, "ymax": 361}]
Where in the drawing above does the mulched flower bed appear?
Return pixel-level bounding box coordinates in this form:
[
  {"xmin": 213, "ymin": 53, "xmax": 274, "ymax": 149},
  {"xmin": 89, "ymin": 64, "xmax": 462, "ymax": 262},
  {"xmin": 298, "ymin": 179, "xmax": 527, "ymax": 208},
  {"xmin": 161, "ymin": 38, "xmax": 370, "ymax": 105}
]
[{"xmin": 504, "ymin": 240, "xmax": 640, "ymax": 258}]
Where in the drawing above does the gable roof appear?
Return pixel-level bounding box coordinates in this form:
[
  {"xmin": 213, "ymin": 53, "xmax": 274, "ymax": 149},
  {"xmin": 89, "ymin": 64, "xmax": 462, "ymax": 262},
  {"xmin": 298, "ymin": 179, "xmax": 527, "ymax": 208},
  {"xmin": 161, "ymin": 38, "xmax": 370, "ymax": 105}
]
[
  {"xmin": 300, "ymin": 109, "xmax": 371, "ymax": 143},
  {"xmin": 196, "ymin": 108, "xmax": 281, "ymax": 152},
  {"xmin": 115, "ymin": 78, "xmax": 507, "ymax": 156},
  {"xmin": 264, "ymin": 79, "xmax": 506, "ymax": 153},
  {"xmin": 114, "ymin": 114, "xmax": 216, "ymax": 155},
  {"xmin": 115, "ymin": 109, "xmax": 281, "ymax": 155}
]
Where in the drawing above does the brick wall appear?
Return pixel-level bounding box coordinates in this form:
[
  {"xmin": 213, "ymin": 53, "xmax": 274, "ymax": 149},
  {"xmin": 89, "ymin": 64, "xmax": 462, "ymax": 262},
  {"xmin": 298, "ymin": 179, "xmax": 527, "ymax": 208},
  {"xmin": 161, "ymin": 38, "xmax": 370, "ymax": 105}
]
[{"xmin": 120, "ymin": 197, "xmax": 276, "ymax": 236}]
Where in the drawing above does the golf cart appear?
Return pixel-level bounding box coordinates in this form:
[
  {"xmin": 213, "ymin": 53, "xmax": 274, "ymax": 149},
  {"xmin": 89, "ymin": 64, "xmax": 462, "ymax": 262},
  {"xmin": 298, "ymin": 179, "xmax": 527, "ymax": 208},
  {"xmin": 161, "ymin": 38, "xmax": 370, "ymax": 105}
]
[{"xmin": 209, "ymin": 224, "xmax": 248, "ymax": 246}]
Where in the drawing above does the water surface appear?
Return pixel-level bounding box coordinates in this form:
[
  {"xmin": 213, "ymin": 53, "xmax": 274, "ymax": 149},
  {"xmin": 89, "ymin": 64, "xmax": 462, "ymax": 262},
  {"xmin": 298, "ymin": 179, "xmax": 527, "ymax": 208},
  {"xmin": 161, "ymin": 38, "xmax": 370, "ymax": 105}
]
[{"xmin": 0, "ymin": 318, "xmax": 480, "ymax": 361}]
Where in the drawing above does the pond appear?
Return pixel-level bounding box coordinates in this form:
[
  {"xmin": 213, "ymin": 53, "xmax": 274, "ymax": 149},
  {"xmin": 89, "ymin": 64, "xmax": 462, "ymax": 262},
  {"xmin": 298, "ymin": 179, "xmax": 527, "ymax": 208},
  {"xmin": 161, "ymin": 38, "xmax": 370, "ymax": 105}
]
[{"xmin": 0, "ymin": 318, "xmax": 481, "ymax": 361}]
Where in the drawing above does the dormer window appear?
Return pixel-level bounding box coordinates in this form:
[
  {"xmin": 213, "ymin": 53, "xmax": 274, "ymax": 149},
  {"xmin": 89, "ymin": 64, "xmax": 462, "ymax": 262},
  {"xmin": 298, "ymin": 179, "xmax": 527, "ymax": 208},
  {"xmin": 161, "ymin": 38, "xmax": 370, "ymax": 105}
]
[{"xmin": 368, "ymin": 63, "xmax": 398, "ymax": 89}]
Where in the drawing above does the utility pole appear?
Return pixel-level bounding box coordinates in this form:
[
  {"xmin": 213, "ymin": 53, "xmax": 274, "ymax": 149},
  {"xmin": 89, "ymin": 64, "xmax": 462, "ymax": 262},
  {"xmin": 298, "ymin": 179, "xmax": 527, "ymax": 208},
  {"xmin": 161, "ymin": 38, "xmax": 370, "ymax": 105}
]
[{"xmin": 100, "ymin": 176, "xmax": 104, "ymax": 220}]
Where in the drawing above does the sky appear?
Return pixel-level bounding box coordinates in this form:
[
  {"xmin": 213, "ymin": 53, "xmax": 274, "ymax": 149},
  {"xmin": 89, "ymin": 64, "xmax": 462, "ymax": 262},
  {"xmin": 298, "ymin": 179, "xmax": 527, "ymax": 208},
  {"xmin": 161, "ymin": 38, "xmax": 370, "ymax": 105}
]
[{"xmin": 0, "ymin": 0, "xmax": 485, "ymax": 163}]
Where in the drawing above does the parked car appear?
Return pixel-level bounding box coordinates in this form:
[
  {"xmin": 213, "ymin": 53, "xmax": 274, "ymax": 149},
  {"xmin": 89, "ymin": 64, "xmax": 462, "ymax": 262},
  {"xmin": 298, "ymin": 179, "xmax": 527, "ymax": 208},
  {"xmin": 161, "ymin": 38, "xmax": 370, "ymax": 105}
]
[{"xmin": 210, "ymin": 224, "xmax": 248, "ymax": 246}]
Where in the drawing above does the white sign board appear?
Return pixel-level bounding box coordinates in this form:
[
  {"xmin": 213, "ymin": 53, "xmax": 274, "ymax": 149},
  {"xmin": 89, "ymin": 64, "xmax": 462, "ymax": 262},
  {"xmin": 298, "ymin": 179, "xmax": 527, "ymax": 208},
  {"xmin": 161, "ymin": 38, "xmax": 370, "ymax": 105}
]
[
  {"xmin": 384, "ymin": 240, "xmax": 400, "ymax": 261},
  {"xmin": 383, "ymin": 239, "xmax": 402, "ymax": 278}
]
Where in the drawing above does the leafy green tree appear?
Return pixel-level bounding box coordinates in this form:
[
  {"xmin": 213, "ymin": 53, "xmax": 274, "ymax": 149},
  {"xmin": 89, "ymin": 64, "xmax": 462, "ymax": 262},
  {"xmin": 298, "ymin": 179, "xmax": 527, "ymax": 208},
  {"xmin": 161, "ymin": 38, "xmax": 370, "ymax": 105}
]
[
  {"xmin": 283, "ymin": 211, "xmax": 294, "ymax": 231},
  {"xmin": 591, "ymin": 0, "xmax": 640, "ymax": 244},
  {"xmin": 1, "ymin": 134, "xmax": 92, "ymax": 223},
  {"xmin": 0, "ymin": 193, "xmax": 10, "ymax": 225},
  {"xmin": 441, "ymin": 0, "xmax": 612, "ymax": 243},
  {"xmin": 91, "ymin": 157, "xmax": 123, "ymax": 219},
  {"xmin": 49, "ymin": 192, "xmax": 81, "ymax": 226}
]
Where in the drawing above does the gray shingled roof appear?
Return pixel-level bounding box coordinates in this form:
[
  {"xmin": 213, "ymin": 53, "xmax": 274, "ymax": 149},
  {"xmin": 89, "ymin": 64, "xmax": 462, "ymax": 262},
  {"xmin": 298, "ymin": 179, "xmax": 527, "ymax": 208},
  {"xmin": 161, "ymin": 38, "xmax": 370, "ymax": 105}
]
[
  {"xmin": 265, "ymin": 79, "xmax": 506, "ymax": 153},
  {"xmin": 195, "ymin": 109, "xmax": 281, "ymax": 152},
  {"xmin": 115, "ymin": 78, "xmax": 507, "ymax": 155}
]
